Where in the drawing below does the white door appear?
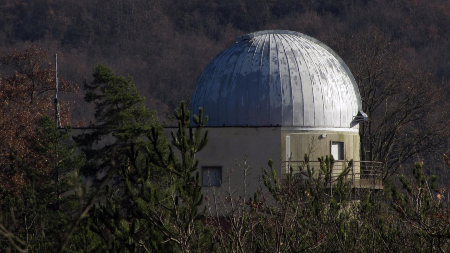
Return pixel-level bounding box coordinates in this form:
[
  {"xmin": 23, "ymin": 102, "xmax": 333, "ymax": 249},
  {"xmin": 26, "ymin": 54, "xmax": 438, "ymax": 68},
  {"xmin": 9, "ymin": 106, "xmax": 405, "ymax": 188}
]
[{"xmin": 331, "ymin": 142, "xmax": 344, "ymax": 160}]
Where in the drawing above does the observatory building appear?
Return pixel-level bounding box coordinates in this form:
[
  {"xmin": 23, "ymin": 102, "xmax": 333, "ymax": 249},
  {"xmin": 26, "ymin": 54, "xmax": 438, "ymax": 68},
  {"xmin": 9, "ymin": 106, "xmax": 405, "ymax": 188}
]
[{"xmin": 190, "ymin": 30, "xmax": 379, "ymax": 193}]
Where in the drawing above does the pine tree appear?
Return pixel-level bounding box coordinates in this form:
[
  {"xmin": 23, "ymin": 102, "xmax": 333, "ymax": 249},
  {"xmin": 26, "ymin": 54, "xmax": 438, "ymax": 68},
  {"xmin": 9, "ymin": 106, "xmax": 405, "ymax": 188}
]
[
  {"xmin": 74, "ymin": 65, "xmax": 164, "ymax": 252},
  {"xmin": 148, "ymin": 101, "xmax": 211, "ymax": 252},
  {"xmin": 88, "ymin": 102, "xmax": 212, "ymax": 252},
  {"xmin": 390, "ymin": 162, "xmax": 450, "ymax": 252},
  {"xmin": 77, "ymin": 65, "xmax": 211, "ymax": 252},
  {"xmin": 0, "ymin": 116, "xmax": 86, "ymax": 252},
  {"xmin": 75, "ymin": 64, "xmax": 157, "ymax": 178}
]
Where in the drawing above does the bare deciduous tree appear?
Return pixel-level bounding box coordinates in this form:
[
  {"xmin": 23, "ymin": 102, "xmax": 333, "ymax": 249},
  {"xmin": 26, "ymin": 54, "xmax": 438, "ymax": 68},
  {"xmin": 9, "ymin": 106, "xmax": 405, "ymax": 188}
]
[{"xmin": 329, "ymin": 28, "xmax": 450, "ymax": 181}]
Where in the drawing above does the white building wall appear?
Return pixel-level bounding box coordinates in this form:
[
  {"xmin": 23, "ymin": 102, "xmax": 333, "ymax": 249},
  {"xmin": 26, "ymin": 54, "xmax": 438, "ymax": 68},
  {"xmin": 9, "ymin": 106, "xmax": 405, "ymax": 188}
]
[{"xmin": 169, "ymin": 127, "xmax": 282, "ymax": 216}]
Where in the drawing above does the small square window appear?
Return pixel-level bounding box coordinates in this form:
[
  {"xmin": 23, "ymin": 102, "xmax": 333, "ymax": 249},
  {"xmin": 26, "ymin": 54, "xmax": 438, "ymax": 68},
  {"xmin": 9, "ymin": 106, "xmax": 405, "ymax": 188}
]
[
  {"xmin": 331, "ymin": 141, "xmax": 344, "ymax": 160},
  {"xmin": 202, "ymin": 167, "xmax": 222, "ymax": 186}
]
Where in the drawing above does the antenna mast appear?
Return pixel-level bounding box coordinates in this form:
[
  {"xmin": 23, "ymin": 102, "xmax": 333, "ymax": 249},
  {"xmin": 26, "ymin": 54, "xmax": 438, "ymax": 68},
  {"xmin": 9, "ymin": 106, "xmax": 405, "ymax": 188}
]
[
  {"xmin": 54, "ymin": 54, "xmax": 61, "ymax": 210},
  {"xmin": 54, "ymin": 54, "xmax": 61, "ymax": 128}
]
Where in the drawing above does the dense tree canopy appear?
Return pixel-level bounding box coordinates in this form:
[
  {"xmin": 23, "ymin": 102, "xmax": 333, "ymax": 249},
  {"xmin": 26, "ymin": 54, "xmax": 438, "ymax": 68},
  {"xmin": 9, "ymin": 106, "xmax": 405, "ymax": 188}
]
[
  {"xmin": 0, "ymin": 1, "xmax": 449, "ymax": 251},
  {"xmin": 0, "ymin": 55, "xmax": 447, "ymax": 251},
  {"xmin": 1, "ymin": 0, "xmax": 448, "ymax": 175},
  {"xmin": 0, "ymin": 0, "xmax": 449, "ymax": 114}
]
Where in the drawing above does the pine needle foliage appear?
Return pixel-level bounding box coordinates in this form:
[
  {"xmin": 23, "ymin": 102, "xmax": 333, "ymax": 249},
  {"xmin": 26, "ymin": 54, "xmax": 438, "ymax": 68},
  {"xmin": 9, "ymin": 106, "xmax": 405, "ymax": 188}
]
[
  {"xmin": 77, "ymin": 65, "xmax": 212, "ymax": 252},
  {"xmin": 0, "ymin": 116, "xmax": 87, "ymax": 252}
]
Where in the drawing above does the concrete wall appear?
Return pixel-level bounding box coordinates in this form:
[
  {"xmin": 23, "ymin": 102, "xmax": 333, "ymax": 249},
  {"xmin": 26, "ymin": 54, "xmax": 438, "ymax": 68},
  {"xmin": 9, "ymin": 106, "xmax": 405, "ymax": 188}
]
[
  {"xmin": 74, "ymin": 127, "xmax": 282, "ymax": 194},
  {"xmin": 166, "ymin": 127, "xmax": 282, "ymax": 216},
  {"xmin": 195, "ymin": 127, "xmax": 281, "ymax": 169},
  {"xmin": 72, "ymin": 126, "xmax": 363, "ymax": 216},
  {"xmin": 179, "ymin": 126, "xmax": 282, "ymax": 192},
  {"xmin": 281, "ymin": 129, "xmax": 361, "ymax": 178}
]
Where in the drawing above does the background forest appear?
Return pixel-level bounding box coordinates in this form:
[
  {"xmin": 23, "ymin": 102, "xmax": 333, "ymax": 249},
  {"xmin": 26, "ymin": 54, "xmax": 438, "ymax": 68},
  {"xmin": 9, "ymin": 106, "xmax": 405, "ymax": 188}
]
[
  {"xmin": 1, "ymin": 0, "xmax": 450, "ymax": 116},
  {"xmin": 0, "ymin": 0, "xmax": 450, "ymax": 252}
]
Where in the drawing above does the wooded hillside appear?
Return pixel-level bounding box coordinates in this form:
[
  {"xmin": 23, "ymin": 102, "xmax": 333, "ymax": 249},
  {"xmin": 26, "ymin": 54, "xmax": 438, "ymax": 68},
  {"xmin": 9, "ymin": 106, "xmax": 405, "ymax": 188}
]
[
  {"xmin": 1, "ymin": 0, "xmax": 449, "ymax": 117},
  {"xmin": 1, "ymin": 4, "xmax": 450, "ymax": 245}
]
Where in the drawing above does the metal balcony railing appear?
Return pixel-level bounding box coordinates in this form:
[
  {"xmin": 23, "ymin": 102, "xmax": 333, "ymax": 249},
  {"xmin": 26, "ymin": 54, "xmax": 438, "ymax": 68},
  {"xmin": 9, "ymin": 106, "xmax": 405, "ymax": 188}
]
[{"xmin": 282, "ymin": 160, "xmax": 383, "ymax": 189}]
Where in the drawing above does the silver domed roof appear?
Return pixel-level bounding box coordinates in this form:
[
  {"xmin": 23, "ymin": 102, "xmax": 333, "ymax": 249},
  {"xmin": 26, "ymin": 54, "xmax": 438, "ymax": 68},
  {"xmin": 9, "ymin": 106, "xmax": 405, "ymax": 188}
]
[{"xmin": 191, "ymin": 30, "xmax": 363, "ymax": 128}]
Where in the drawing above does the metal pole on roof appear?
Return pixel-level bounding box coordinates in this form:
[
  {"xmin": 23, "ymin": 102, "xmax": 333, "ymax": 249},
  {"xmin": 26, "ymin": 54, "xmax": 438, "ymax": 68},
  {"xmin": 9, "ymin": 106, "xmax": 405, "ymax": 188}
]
[
  {"xmin": 55, "ymin": 54, "xmax": 60, "ymax": 128},
  {"xmin": 54, "ymin": 53, "xmax": 60, "ymax": 210}
]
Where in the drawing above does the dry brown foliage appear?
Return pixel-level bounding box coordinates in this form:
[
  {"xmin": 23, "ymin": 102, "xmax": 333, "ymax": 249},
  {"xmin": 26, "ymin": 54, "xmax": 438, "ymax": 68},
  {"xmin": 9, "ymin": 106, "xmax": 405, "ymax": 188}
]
[{"xmin": 0, "ymin": 46, "xmax": 78, "ymax": 196}]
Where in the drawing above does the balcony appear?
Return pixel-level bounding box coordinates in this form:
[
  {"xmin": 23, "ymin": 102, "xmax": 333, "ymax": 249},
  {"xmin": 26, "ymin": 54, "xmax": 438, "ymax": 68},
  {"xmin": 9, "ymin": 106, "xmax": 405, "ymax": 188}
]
[{"xmin": 282, "ymin": 160, "xmax": 383, "ymax": 189}]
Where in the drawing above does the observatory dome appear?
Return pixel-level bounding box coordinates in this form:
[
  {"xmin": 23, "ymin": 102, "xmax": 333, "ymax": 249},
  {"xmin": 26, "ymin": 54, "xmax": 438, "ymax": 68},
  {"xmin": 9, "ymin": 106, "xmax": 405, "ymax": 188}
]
[{"xmin": 191, "ymin": 30, "xmax": 363, "ymax": 128}]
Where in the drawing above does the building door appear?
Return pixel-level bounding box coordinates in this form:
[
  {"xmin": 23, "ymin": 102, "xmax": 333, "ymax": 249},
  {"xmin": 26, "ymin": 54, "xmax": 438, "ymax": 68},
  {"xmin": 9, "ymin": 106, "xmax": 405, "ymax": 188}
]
[{"xmin": 331, "ymin": 141, "xmax": 344, "ymax": 160}]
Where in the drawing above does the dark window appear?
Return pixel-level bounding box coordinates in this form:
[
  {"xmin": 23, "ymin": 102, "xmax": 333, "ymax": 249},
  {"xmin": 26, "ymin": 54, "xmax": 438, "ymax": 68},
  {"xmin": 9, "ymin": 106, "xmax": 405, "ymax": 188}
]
[{"xmin": 202, "ymin": 166, "xmax": 222, "ymax": 186}]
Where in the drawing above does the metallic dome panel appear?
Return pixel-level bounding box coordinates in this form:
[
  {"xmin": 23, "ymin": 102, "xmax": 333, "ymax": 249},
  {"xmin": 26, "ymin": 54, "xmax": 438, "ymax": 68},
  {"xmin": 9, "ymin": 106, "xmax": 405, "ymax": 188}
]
[{"xmin": 191, "ymin": 30, "xmax": 362, "ymax": 128}]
